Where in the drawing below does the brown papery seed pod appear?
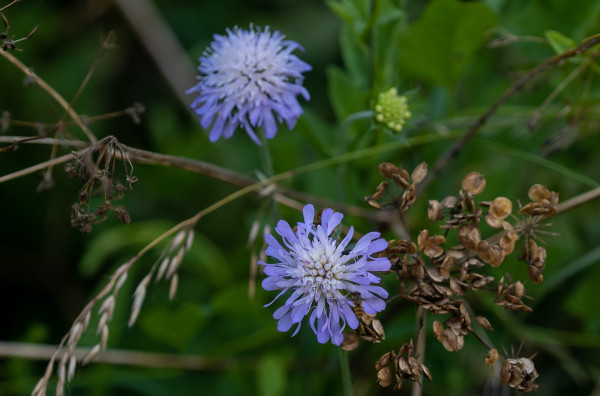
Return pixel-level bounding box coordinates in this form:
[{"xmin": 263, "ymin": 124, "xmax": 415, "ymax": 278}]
[
  {"xmin": 428, "ymin": 200, "xmax": 443, "ymax": 222},
  {"xmin": 377, "ymin": 367, "xmax": 393, "ymax": 387},
  {"xmin": 375, "ymin": 351, "xmax": 393, "ymax": 370},
  {"xmin": 462, "ymin": 172, "xmax": 486, "ymax": 195},
  {"xmin": 341, "ymin": 332, "xmax": 360, "ymax": 351},
  {"xmin": 411, "ymin": 162, "xmax": 428, "ymax": 184},
  {"xmin": 378, "ymin": 162, "xmax": 398, "ymax": 179},
  {"xmin": 528, "ymin": 184, "xmax": 551, "ymax": 201},
  {"xmin": 490, "ymin": 197, "xmax": 512, "ymax": 219},
  {"xmin": 484, "ymin": 212, "xmax": 505, "ymax": 229},
  {"xmin": 485, "ymin": 348, "xmax": 499, "ymax": 366},
  {"xmin": 476, "ymin": 316, "xmax": 494, "ymax": 331}
]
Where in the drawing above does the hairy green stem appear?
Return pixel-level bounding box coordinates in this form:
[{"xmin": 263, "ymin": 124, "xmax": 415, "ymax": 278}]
[{"xmin": 338, "ymin": 348, "xmax": 354, "ymax": 396}]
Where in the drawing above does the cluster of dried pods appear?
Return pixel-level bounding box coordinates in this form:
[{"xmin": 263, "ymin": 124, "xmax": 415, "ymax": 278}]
[
  {"xmin": 360, "ymin": 163, "xmax": 558, "ymax": 392},
  {"xmin": 66, "ymin": 136, "xmax": 137, "ymax": 233}
]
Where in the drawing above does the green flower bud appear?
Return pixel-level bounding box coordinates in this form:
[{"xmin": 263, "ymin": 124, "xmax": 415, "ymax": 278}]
[{"xmin": 374, "ymin": 88, "xmax": 411, "ymax": 132}]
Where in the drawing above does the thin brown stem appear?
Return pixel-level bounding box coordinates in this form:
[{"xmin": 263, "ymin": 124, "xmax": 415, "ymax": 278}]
[
  {"xmin": 417, "ymin": 33, "xmax": 600, "ymax": 196},
  {"xmin": 114, "ymin": 0, "xmax": 196, "ymax": 108},
  {"xmin": 0, "ymin": 49, "xmax": 97, "ymax": 143},
  {"xmin": 411, "ymin": 306, "xmax": 426, "ymax": 396},
  {"xmin": 557, "ymin": 187, "xmax": 600, "ymax": 212},
  {"xmin": 0, "ymin": 135, "xmax": 88, "ymax": 147},
  {"xmin": 0, "ymin": 341, "xmax": 239, "ymax": 371},
  {"xmin": 0, "ymin": 0, "xmax": 20, "ymax": 12},
  {"xmin": 470, "ymin": 329, "xmax": 493, "ymax": 351}
]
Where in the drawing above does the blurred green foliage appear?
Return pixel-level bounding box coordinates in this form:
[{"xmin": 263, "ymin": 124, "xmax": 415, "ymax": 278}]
[{"xmin": 1, "ymin": 0, "xmax": 600, "ymax": 395}]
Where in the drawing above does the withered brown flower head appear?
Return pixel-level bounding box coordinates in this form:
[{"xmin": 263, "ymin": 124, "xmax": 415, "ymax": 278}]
[
  {"xmin": 462, "ymin": 172, "xmax": 486, "ymax": 195},
  {"xmin": 341, "ymin": 301, "xmax": 386, "ymax": 350},
  {"xmin": 371, "ymin": 168, "xmax": 555, "ymax": 393},
  {"xmin": 367, "ymin": 162, "xmax": 428, "ymax": 212},
  {"xmin": 500, "ymin": 356, "xmax": 539, "ymax": 392},
  {"xmin": 66, "ymin": 137, "xmax": 137, "ymax": 233},
  {"xmin": 375, "ymin": 340, "xmax": 432, "ymax": 390}
]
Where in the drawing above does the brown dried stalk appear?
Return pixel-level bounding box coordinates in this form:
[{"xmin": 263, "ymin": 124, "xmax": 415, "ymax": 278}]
[
  {"xmin": 0, "ymin": 341, "xmax": 236, "ymax": 371},
  {"xmin": 0, "ymin": 48, "xmax": 97, "ymax": 143},
  {"xmin": 418, "ymin": 32, "xmax": 600, "ymax": 196}
]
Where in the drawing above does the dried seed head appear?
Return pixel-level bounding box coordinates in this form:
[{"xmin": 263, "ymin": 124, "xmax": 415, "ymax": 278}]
[
  {"xmin": 528, "ymin": 184, "xmax": 551, "ymax": 201},
  {"xmin": 379, "ymin": 162, "xmax": 398, "ymax": 179},
  {"xmin": 411, "ymin": 162, "xmax": 428, "ymax": 184},
  {"xmin": 372, "ymin": 319, "xmax": 385, "ymax": 339},
  {"xmin": 428, "ymin": 200, "xmax": 443, "ymax": 222},
  {"xmin": 441, "ymin": 196, "xmax": 458, "ymax": 209},
  {"xmin": 418, "ymin": 229, "xmax": 446, "ymax": 258},
  {"xmin": 377, "ymin": 367, "xmax": 393, "ymax": 387},
  {"xmin": 375, "ymin": 351, "xmax": 394, "ymax": 370},
  {"xmin": 476, "ymin": 316, "xmax": 494, "ymax": 331},
  {"xmin": 499, "ymin": 356, "xmax": 539, "ymax": 392},
  {"xmin": 114, "ymin": 206, "xmax": 131, "ymax": 224},
  {"xmin": 341, "ymin": 332, "xmax": 360, "ymax": 351},
  {"xmin": 462, "ymin": 172, "xmax": 486, "ymax": 195},
  {"xmin": 485, "ymin": 348, "xmax": 499, "ymax": 366},
  {"xmin": 527, "ymin": 265, "xmax": 544, "ymax": 285},
  {"xmin": 458, "ymin": 225, "xmax": 481, "ymax": 251},
  {"xmin": 490, "ymin": 197, "xmax": 512, "ymax": 219}
]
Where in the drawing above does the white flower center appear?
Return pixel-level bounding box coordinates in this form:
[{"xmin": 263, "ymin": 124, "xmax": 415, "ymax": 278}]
[{"xmin": 290, "ymin": 244, "xmax": 348, "ymax": 299}]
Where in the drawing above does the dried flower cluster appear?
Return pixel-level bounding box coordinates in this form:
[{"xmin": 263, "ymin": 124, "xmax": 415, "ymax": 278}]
[
  {"xmin": 366, "ymin": 165, "xmax": 559, "ymax": 392},
  {"xmin": 66, "ymin": 136, "xmax": 137, "ymax": 233},
  {"xmin": 340, "ymin": 302, "xmax": 386, "ymax": 351},
  {"xmin": 375, "ymin": 340, "xmax": 432, "ymax": 390},
  {"xmin": 500, "ymin": 354, "xmax": 539, "ymax": 392},
  {"xmin": 1, "ymin": 12, "xmax": 38, "ymax": 52},
  {"xmin": 365, "ymin": 161, "xmax": 428, "ymax": 212}
]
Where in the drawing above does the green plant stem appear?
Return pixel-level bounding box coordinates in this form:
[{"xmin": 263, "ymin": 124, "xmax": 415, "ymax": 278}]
[
  {"xmin": 475, "ymin": 139, "xmax": 600, "ymax": 188},
  {"xmin": 259, "ymin": 131, "xmax": 275, "ymax": 178},
  {"xmin": 337, "ymin": 110, "xmax": 375, "ymax": 200},
  {"xmin": 338, "ymin": 348, "xmax": 353, "ymax": 396}
]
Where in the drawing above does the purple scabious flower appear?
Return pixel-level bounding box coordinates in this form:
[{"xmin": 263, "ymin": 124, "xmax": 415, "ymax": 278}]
[
  {"xmin": 260, "ymin": 204, "xmax": 391, "ymax": 345},
  {"xmin": 187, "ymin": 25, "xmax": 312, "ymax": 145}
]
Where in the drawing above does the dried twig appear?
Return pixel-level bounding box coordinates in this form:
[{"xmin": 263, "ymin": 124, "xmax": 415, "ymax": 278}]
[
  {"xmin": 0, "ymin": 49, "xmax": 97, "ymax": 143},
  {"xmin": 0, "ymin": 341, "xmax": 236, "ymax": 371},
  {"xmin": 417, "ymin": 33, "xmax": 600, "ymax": 196}
]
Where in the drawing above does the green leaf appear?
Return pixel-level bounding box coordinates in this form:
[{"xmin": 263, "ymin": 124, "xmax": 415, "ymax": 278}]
[
  {"xmin": 139, "ymin": 303, "xmax": 208, "ymax": 351},
  {"xmin": 339, "ymin": 25, "xmax": 369, "ymax": 85},
  {"xmin": 326, "ymin": 66, "xmax": 369, "ymax": 122},
  {"xmin": 295, "ymin": 110, "xmax": 336, "ymax": 158},
  {"xmin": 185, "ymin": 233, "xmax": 233, "ymax": 287},
  {"xmin": 398, "ymin": 0, "xmax": 497, "ymax": 88},
  {"xmin": 257, "ymin": 354, "xmax": 287, "ymax": 396},
  {"xmin": 79, "ymin": 221, "xmax": 175, "ymax": 277},
  {"xmin": 545, "ymin": 30, "xmax": 576, "ymax": 54}
]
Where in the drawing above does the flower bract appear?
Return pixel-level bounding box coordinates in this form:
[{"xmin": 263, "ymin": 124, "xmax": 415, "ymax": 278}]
[
  {"xmin": 260, "ymin": 204, "xmax": 391, "ymax": 345},
  {"xmin": 187, "ymin": 25, "xmax": 311, "ymax": 145}
]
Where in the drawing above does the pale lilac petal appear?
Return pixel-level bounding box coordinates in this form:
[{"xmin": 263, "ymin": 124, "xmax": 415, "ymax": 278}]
[
  {"xmin": 302, "ymin": 204, "xmax": 315, "ymax": 226},
  {"xmin": 259, "ymin": 204, "xmax": 390, "ymax": 345},
  {"xmin": 188, "ymin": 25, "xmax": 311, "ymax": 144}
]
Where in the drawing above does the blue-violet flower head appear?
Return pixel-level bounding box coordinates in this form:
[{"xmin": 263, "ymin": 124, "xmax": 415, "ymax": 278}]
[
  {"xmin": 260, "ymin": 204, "xmax": 391, "ymax": 345},
  {"xmin": 187, "ymin": 25, "xmax": 312, "ymax": 145}
]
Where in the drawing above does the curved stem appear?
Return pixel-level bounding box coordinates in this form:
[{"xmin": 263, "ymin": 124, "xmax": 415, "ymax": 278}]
[
  {"xmin": 417, "ymin": 32, "xmax": 600, "ymax": 197},
  {"xmin": 0, "ymin": 49, "xmax": 97, "ymax": 143}
]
